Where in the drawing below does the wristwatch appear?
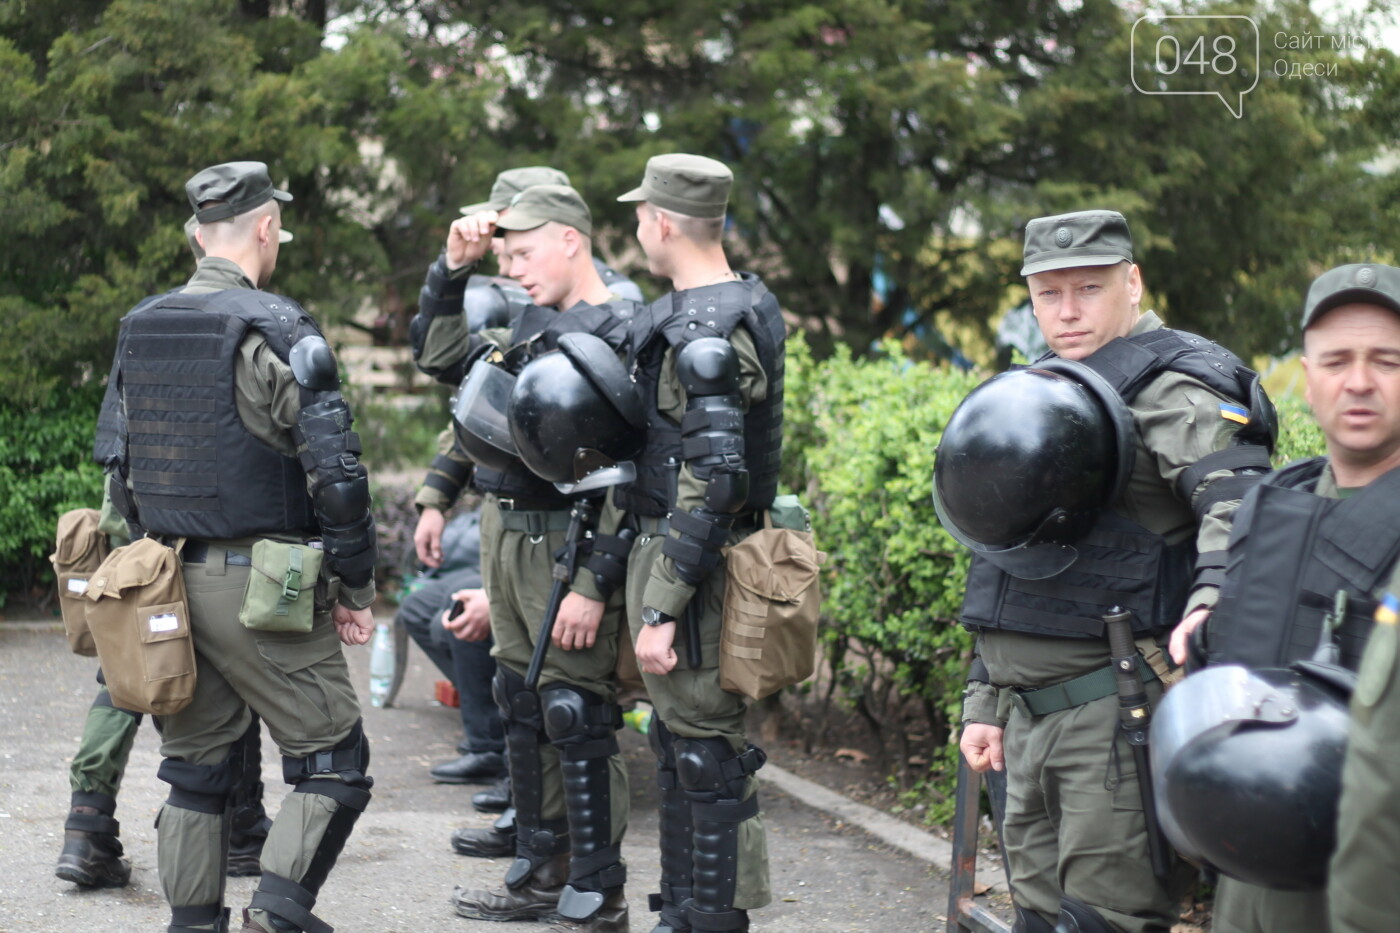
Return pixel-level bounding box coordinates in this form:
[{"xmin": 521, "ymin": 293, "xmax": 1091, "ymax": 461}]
[{"xmin": 641, "ymin": 607, "xmax": 675, "ymax": 627}]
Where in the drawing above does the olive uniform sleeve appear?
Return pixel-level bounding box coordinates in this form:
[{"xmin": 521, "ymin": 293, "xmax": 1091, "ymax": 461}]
[
  {"xmin": 414, "ymin": 427, "xmax": 475, "ymax": 513},
  {"xmin": 408, "ymin": 254, "xmax": 498, "ymax": 383},
  {"xmin": 641, "ymin": 325, "xmax": 767, "ymax": 618},
  {"xmin": 1132, "ymin": 370, "xmax": 1250, "ymax": 615},
  {"xmin": 235, "ymin": 333, "xmax": 377, "ymax": 610}
]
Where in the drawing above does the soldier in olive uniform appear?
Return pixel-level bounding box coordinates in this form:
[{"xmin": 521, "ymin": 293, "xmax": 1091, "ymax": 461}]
[
  {"xmin": 103, "ymin": 162, "xmax": 378, "ymax": 933},
  {"xmin": 614, "ymin": 154, "xmax": 782, "ymax": 933},
  {"xmin": 1307, "ymin": 265, "xmax": 1400, "ymax": 933},
  {"xmin": 953, "ymin": 211, "xmax": 1274, "ymax": 933},
  {"xmin": 411, "ymin": 184, "xmax": 639, "ymax": 931},
  {"xmin": 1159, "ymin": 263, "xmax": 1400, "ymax": 933},
  {"xmin": 57, "ymin": 217, "xmax": 288, "ymax": 891}
]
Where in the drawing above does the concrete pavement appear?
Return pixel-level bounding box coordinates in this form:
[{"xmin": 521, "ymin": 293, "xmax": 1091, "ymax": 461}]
[{"xmin": 0, "ymin": 621, "xmax": 1004, "ymax": 932}]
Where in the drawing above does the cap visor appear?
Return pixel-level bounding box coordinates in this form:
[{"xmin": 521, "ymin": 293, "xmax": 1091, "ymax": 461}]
[
  {"xmin": 616, "ymin": 186, "xmax": 646, "ymax": 203},
  {"xmin": 494, "ymin": 212, "xmax": 546, "ymax": 233},
  {"xmin": 272, "ymin": 189, "xmax": 293, "ymax": 203},
  {"xmin": 278, "ymin": 229, "xmax": 294, "ymax": 244},
  {"xmin": 460, "ymin": 199, "xmax": 505, "ymax": 215},
  {"xmin": 1020, "ymin": 253, "xmax": 1125, "ymax": 277}
]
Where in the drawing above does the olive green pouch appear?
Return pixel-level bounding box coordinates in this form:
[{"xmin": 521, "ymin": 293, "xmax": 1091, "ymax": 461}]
[{"xmin": 239, "ymin": 540, "xmax": 323, "ymax": 633}]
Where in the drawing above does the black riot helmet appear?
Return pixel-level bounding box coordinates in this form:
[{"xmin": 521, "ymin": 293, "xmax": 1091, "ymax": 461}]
[
  {"xmin": 451, "ymin": 352, "xmax": 520, "ymax": 473},
  {"xmin": 464, "ymin": 275, "xmax": 531, "ymax": 334},
  {"xmin": 932, "ymin": 358, "xmax": 1135, "ymax": 580},
  {"xmin": 508, "ymin": 333, "xmax": 645, "ymax": 493},
  {"xmin": 1149, "ymin": 663, "xmax": 1353, "ymax": 890}
]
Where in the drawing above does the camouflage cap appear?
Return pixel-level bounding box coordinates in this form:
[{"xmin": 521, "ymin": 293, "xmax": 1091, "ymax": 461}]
[
  {"xmin": 1021, "ymin": 210, "xmax": 1133, "ymax": 277},
  {"xmin": 460, "ymin": 166, "xmax": 572, "ymax": 215},
  {"xmin": 494, "ymin": 184, "xmax": 592, "ymax": 238},
  {"xmin": 617, "ymin": 153, "xmax": 731, "ymax": 219},
  {"xmin": 1302, "ymin": 263, "xmax": 1400, "ymax": 329},
  {"xmin": 185, "ymin": 161, "xmax": 292, "ymax": 224}
]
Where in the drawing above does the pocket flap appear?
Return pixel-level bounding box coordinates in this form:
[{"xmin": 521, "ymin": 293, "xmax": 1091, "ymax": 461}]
[
  {"xmin": 724, "ymin": 528, "xmax": 826, "ymax": 603},
  {"xmin": 85, "ymin": 538, "xmax": 179, "ymax": 601},
  {"xmin": 51, "ymin": 508, "xmax": 106, "ymax": 567}
]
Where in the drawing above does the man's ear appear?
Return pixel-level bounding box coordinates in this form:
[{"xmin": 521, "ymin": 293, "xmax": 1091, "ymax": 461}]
[
  {"xmin": 257, "ymin": 213, "xmax": 274, "ymax": 246},
  {"xmin": 561, "ymin": 226, "xmax": 580, "ymax": 258}
]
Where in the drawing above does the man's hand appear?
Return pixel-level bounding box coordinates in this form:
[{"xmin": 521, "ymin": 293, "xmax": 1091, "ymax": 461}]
[
  {"xmin": 442, "ymin": 588, "xmax": 491, "ymax": 642},
  {"xmin": 635, "ymin": 619, "xmax": 679, "ymax": 675},
  {"xmin": 1169, "ymin": 606, "xmax": 1211, "ymax": 666},
  {"xmin": 445, "ymin": 212, "xmax": 500, "ymax": 270},
  {"xmin": 333, "ymin": 605, "xmax": 374, "ymax": 646},
  {"xmin": 554, "ymin": 592, "xmax": 605, "ymax": 651},
  {"xmin": 960, "ymin": 722, "xmax": 1005, "ymax": 773},
  {"xmin": 414, "ymin": 507, "xmax": 446, "ymax": 569}
]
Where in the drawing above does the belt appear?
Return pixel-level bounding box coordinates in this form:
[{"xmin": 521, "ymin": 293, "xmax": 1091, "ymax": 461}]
[
  {"xmin": 494, "ymin": 495, "xmax": 569, "ymax": 512},
  {"xmin": 630, "ymin": 510, "xmax": 762, "ymax": 538},
  {"xmin": 1010, "ymin": 656, "xmax": 1158, "ymax": 718},
  {"xmin": 496, "ymin": 509, "xmax": 573, "ymax": 535},
  {"xmin": 182, "ymin": 541, "xmax": 252, "ymax": 566}
]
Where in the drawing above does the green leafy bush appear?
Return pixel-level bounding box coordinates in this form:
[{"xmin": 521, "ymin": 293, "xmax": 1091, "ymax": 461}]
[
  {"xmin": 783, "ymin": 334, "xmax": 1328, "ymax": 822},
  {"xmin": 0, "ymin": 383, "xmax": 107, "ymax": 604}
]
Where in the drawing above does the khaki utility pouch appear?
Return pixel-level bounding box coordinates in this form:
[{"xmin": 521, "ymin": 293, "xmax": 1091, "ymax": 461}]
[
  {"xmin": 719, "ymin": 496, "xmax": 827, "ymax": 701},
  {"xmin": 50, "ymin": 508, "xmax": 112, "ymax": 657},
  {"xmin": 83, "ymin": 536, "xmax": 195, "ymax": 715},
  {"xmin": 239, "ymin": 540, "xmax": 323, "ymax": 634}
]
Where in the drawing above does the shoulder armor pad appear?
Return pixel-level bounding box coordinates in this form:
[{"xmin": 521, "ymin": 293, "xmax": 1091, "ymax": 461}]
[
  {"xmin": 676, "ymin": 337, "xmax": 740, "ymax": 396},
  {"xmin": 290, "ymin": 336, "xmax": 340, "ymax": 392}
]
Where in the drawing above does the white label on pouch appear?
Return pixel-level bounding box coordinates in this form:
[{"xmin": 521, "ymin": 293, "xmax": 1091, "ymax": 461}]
[{"xmin": 149, "ymin": 613, "xmax": 180, "ymax": 633}]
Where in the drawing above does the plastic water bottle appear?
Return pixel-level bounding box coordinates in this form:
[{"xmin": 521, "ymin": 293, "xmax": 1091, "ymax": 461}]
[
  {"xmin": 368, "ymin": 621, "xmax": 395, "ymax": 708},
  {"xmin": 622, "ymin": 705, "xmax": 653, "ymax": 735}
]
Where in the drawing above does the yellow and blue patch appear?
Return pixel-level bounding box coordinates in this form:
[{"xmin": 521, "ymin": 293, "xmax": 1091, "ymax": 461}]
[
  {"xmin": 1376, "ymin": 592, "xmax": 1399, "ymax": 626},
  {"xmin": 1219, "ymin": 403, "xmax": 1250, "ymax": 425}
]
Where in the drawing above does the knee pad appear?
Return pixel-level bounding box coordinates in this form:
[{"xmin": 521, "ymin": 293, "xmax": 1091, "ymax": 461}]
[
  {"xmin": 158, "ymin": 750, "xmax": 241, "ymax": 815},
  {"xmin": 494, "ymin": 665, "xmax": 542, "ymax": 730},
  {"xmin": 1055, "ymin": 896, "xmax": 1115, "ymax": 933},
  {"xmin": 674, "ymin": 736, "xmax": 766, "ymax": 802},
  {"xmin": 282, "ymin": 719, "xmax": 373, "ymax": 793},
  {"xmin": 541, "ymin": 683, "xmax": 620, "ymax": 761}
]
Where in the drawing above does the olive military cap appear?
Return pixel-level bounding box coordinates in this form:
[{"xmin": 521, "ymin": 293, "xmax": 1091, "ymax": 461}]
[
  {"xmin": 1302, "ymin": 263, "xmax": 1400, "ymax": 329},
  {"xmin": 1021, "ymin": 210, "xmax": 1134, "ymax": 277},
  {"xmin": 617, "ymin": 153, "xmax": 731, "ymax": 219},
  {"xmin": 460, "ymin": 166, "xmax": 571, "ymax": 215},
  {"xmin": 185, "ymin": 161, "xmax": 292, "ymax": 224},
  {"xmin": 493, "ymin": 184, "xmax": 592, "ymax": 238}
]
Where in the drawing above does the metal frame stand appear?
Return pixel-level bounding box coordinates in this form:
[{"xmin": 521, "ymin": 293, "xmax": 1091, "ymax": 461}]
[{"xmin": 946, "ymin": 756, "xmax": 1013, "ymax": 933}]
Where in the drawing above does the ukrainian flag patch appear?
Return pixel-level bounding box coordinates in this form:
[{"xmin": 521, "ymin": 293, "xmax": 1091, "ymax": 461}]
[
  {"xmin": 1219, "ymin": 403, "xmax": 1250, "ymax": 425},
  {"xmin": 1376, "ymin": 592, "xmax": 1399, "ymax": 626}
]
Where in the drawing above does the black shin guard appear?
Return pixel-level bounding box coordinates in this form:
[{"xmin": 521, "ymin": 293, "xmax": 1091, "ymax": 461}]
[
  {"xmin": 541, "ymin": 683, "xmax": 626, "ymax": 920},
  {"xmin": 495, "ymin": 667, "xmax": 568, "ymax": 888},
  {"xmin": 229, "ymin": 715, "xmax": 271, "ymax": 848},
  {"xmin": 675, "ymin": 736, "xmax": 766, "ymax": 933},
  {"xmin": 1055, "ymin": 897, "xmax": 1116, "ymax": 933},
  {"xmin": 648, "ymin": 720, "xmax": 695, "ymax": 931}
]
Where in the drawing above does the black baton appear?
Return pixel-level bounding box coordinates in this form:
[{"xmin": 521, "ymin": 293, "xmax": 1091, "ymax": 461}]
[
  {"xmin": 524, "ymin": 497, "xmax": 598, "ymax": 690},
  {"xmin": 1104, "ymin": 605, "xmax": 1174, "ymax": 880}
]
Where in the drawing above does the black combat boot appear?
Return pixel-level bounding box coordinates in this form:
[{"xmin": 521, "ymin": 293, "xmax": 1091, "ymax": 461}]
[{"xmin": 55, "ymin": 792, "xmax": 131, "ymax": 887}]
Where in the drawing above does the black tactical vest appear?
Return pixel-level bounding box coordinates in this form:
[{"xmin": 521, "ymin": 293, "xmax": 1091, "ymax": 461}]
[
  {"xmin": 1206, "ymin": 459, "xmax": 1400, "ymax": 671},
  {"xmin": 613, "ymin": 275, "xmax": 785, "ymax": 519},
  {"xmin": 113, "ymin": 289, "xmax": 320, "ymax": 539},
  {"xmin": 472, "ymin": 298, "xmax": 638, "ymax": 504},
  {"xmin": 961, "ymin": 327, "xmax": 1266, "ymax": 639}
]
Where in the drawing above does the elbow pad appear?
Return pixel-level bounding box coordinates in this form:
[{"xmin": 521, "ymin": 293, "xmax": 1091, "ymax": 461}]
[
  {"xmin": 661, "ymin": 508, "xmax": 734, "ymax": 586},
  {"xmin": 676, "ymin": 337, "xmax": 749, "ymax": 514},
  {"xmin": 293, "ymin": 394, "xmax": 378, "ymax": 589},
  {"xmin": 581, "ymin": 528, "xmax": 636, "ymax": 600}
]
